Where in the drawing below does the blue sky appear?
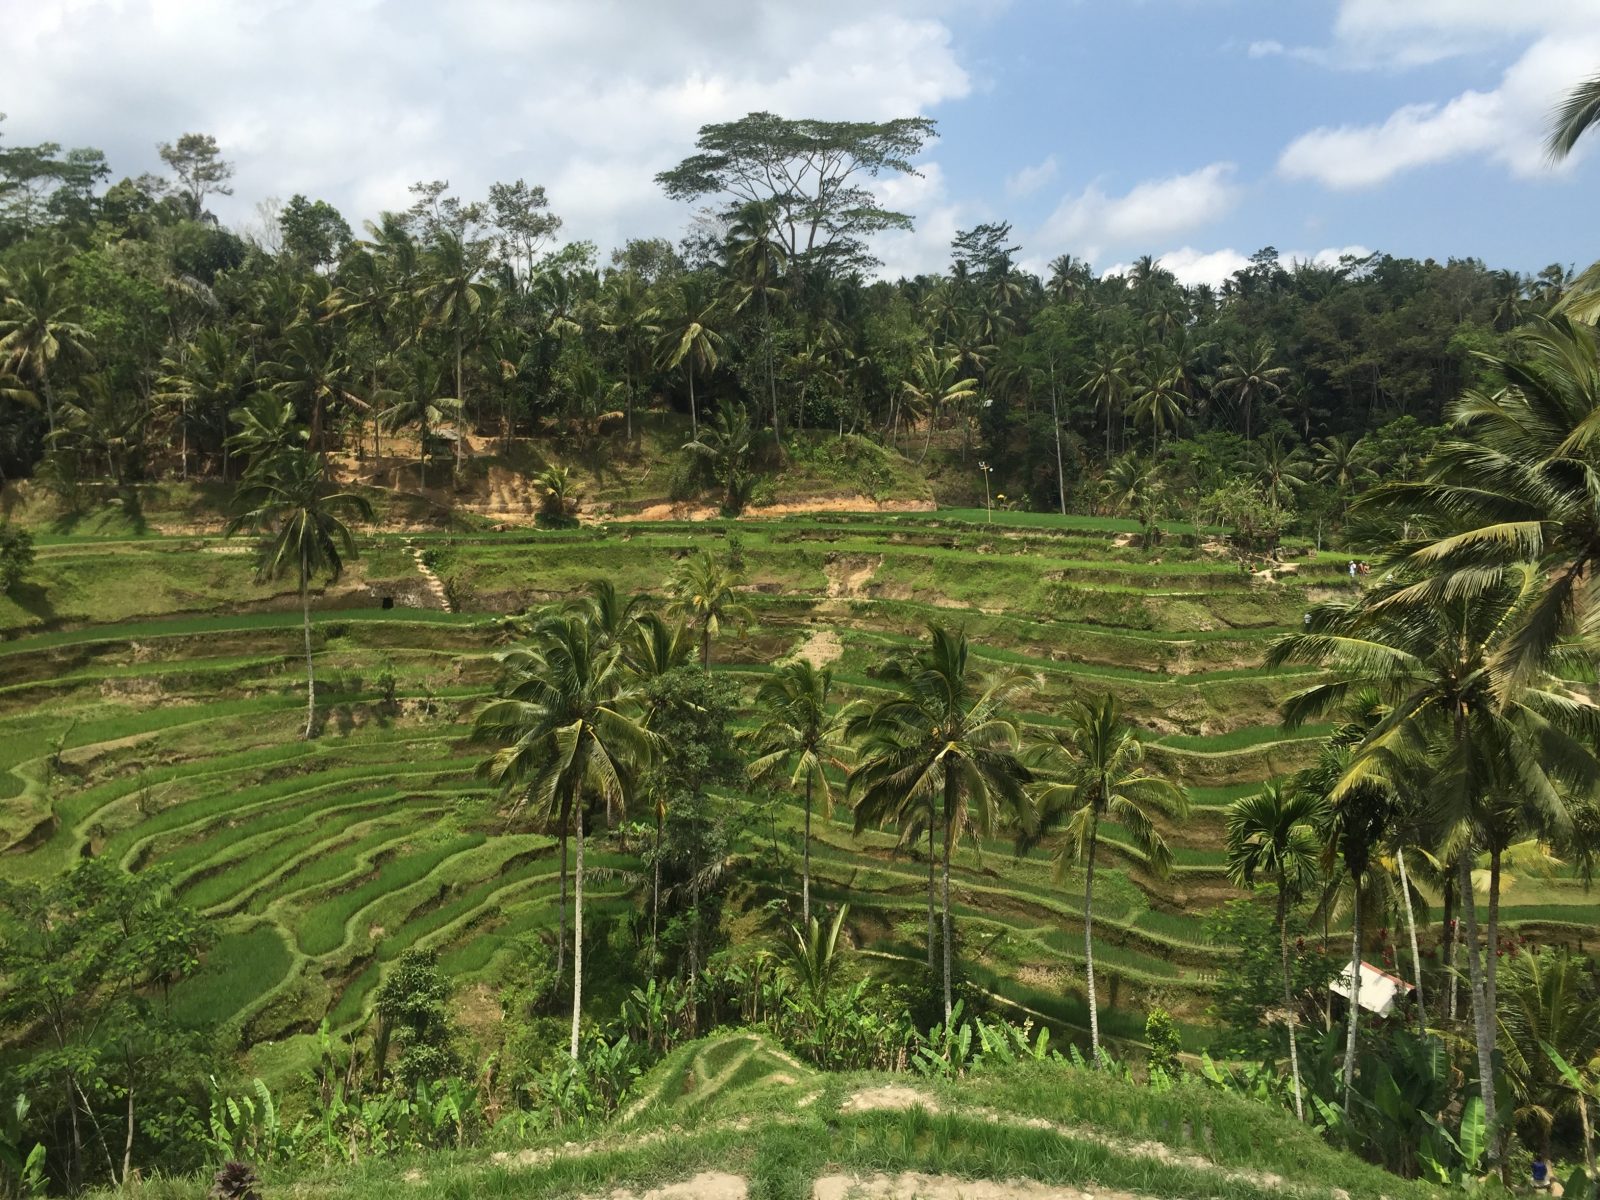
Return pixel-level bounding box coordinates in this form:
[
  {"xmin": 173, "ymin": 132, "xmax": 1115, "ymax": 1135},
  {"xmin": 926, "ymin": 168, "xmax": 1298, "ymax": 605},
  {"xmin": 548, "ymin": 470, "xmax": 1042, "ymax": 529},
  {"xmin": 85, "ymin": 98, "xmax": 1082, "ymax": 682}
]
[{"xmin": 9, "ymin": 0, "xmax": 1598, "ymax": 285}]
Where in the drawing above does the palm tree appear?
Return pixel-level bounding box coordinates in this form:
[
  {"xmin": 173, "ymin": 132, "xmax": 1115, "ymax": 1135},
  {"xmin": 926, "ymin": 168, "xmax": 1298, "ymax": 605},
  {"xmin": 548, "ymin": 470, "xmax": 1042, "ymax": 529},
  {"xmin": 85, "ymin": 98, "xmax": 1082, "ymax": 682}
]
[
  {"xmin": 1268, "ymin": 568, "xmax": 1600, "ymax": 1145},
  {"xmin": 474, "ymin": 612, "xmax": 653, "ymax": 1058},
  {"xmin": 1363, "ymin": 318, "xmax": 1600, "ymax": 694},
  {"xmin": 683, "ymin": 400, "xmax": 755, "ymax": 515},
  {"xmin": 415, "ymin": 231, "xmax": 495, "ymax": 461},
  {"xmin": 159, "ymin": 327, "xmax": 255, "ymax": 479},
  {"xmin": 1127, "ymin": 362, "xmax": 1187, "ymax": 454},
  {"xmin": 225, "ymin": 447, "xmax": 373, "ymax": 739},
  {"xmin": 1255, "ymin": 437, "xmax": 1310, "ymax": 510},
  {"xmin": 1312, "ymin": 433, "xmax": 1368, "ymax": 511},
  {"xmin": 267, "ymin": 318, "xmax": 357, "ymax": 463},
  {"xmin": 1547, "ymin": 72, "xmax": 1600, "ymax": 161},
  {"xmin": 598, "ymin": 273, "xmax": 660, "ymax": 442},
  {"xmin": 1498, "ymin": 947, "xmax": 1600, "ymax": 1169},
  {"xmin": 658, "ymin": 278, "xmax": 724, "ymax": 437},
  {"xmin": 848, "ymin": 625, "xmax": 1033, "ymax": 1023},
  {"xmin": 744, "ymin": 660, "xmax": 853, "ymax": 925},
  {"xmin": 0, "ymin": 262, "xmax": 94, "ymax": 437},
  {"xmin": 1082, "ymin": 343, "xmax": 1134, "ymax": 460},
  {"xmin": 1030, "ymin": 693, "xmax": 1188, "ymax": 1065},
  {"xmin": 725, "ymin": 200, "xmax": 787, "ymax": 438},
  {"xmin": 1225, "ymin": 783, "xmax": 1327, "ymax": 1121},
  {"xmin": 1216, "ymin": 337, "xmax": 1289, "ymax": 440},
  {"xmin": 899, "ymin": 348, "xmax": 978, "ymax": 463},
  {"xmin": 668, "ymin": 549, "xmax": 751, "ymax": 668},
  {"xmin": 377, "ymin": 356, "xmax": 461, "ymax": 486}
]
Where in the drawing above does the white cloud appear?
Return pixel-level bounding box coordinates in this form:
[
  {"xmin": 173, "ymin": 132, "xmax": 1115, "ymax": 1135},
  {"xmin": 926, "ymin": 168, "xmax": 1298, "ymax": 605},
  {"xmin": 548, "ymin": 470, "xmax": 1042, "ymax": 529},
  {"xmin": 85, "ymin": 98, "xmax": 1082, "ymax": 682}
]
[
  {"xmin": 1247, "ymin": 40, "xmax": 1285, "ymax": 59},
  {"xmin": 1004, "ymin": 154, "xmax": 1058, "ymax": 198},
  {"xmin": 1036, "ymin": 163, "xmax": 1240, "ymax": 261},
  {"xmin": 1276, "ymin": 2, "xmax": 1600, "ymax": 189},
  {"xmin": 2, "ymin": 0, "xmax": 974, "ymax": 265},
  {"xmin": 1279, "ymin": 35, "xmax": 1600, "ymax": 188},
  {"xmin": 1102, "ymin": 244, "xmax": 1372, "ymax": 289},
  {"xmin": 871, "ymin": 161, "xmax": 975, "ymax": 278}
]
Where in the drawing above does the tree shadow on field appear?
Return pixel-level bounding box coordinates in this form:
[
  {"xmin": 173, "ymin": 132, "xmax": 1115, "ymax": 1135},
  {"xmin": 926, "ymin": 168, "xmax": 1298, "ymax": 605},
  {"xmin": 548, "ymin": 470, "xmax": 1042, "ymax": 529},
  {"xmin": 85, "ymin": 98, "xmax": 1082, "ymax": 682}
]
[{"xmin": 6, "ymin": 582, "xmax": 55, "ymax": 623}]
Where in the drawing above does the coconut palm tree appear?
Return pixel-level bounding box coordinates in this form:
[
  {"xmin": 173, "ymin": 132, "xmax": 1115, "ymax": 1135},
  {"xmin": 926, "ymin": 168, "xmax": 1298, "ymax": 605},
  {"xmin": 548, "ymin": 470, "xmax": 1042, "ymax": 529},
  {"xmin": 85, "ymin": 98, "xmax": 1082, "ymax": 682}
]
[
  {"xmin": 1030, "ymin": 693, "xmax": 1188, "ymax": 1065},
  {"xmin": 744, "ymin": 660, "xmax": 853, "ymax": 925},
  {"xmin": 668, "ymin": 549, "xmax": 751, "ymax": 668},
  {"xmin": 1225, "ymin": 783, "xmax": 1327, "ymax": 1120},
  {"xmin": 658, "ymin": 277, "xmax": 723, "ymax": 437},
  {"xmin": 1547, "ymin": 72, "xmax": 1600, "ymax": 161},
  {"xmin": 1082, "ymin": 343, "xmax": 1134, "ymax": 459},
  {"xmin": 1127, "ymin": 361, "xmax": 1187, "ymax": 454},
  {"xmin": 473, "ymin": 612, "xmax": 654, "ymax": 1058},
  {"xmin": 598, "ymin": 272, "xmax": 660, "ymax": 442},
  {"xmin": 683, "ymin": 400, "xmax": 756, "ymax": 515},
  {"xmin": 848, "ymin": 625, "xmax": 1033, "ymax": 1023},
  {"xmin": 1267, "ymin": 568, "xmax": 1600, "ymax": 1147},
  {"xmin": 377, "ymin": 356, "xmax": 461, "ymax": 486},
  {"xmin": 724, "ymin": 200, "xmax": 787, "ymax": 437},
  {"xmin": 0, "ymin": 262, "xmax": 94, "ymax": 437},
  {"xmin": 1361, "ymin": 319, "xmax": 1600, "ymax": 698},
  {"xmin": 1217, "ymin": 336, "xmax": 1289, "ymax": 440},
  {"xmin": 415, "ymin": 230, "xmax": 495, "ymax": 460},
  {"xmin": 159, "ymin": 326, "xmax": 255, "ymax": 479},
  {"xmin": 1497, "ymin": 947, "xmax": 1600, "ymax": 1170},
  {"xmin": 899, "ymin": 347, "xmax": 978, "ymax": 463},
  {"xmin": 225, "ymin": 446, "xmax": 373, "ymax": 739}
]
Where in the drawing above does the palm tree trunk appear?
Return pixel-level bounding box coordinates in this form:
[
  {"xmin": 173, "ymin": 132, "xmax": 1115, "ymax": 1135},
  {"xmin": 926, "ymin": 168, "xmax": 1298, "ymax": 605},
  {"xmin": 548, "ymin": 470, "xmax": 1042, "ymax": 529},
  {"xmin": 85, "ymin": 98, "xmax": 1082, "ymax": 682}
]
[
  {"xmin": 1458, "ymin": 851, "xmax": 1501, "ymax": 1147},
  {"xmin": 926, "ymin": 803, "xmax": 936, "ymax": 973},
  {"xmin": 1343, "ymin": 878, "xmax": 1361, "ymax": 1114},
  {"xmin": 1577, "ymin": 1092, "xmax": 1596, "ymax": 1179},
  {"xmin": 1486, "ymin": 846, "xmax": 1501, "ymax": 1023},
  {"xmin": 764, "ymin": 292, "xmax": 780, "ymax": 442},
  {"xmin": 651, "ymin": 804, "xmax": 662, "ymax": 968},
  {"xmin": 802, "ymin": 773, "xmax": 812, "ymax": 926},
  {"xmin": 300, "ymin": 574, "xmax": 316, "ymax": 740},
  {"xmin": 688, "ymin": 362, "xmax": 698, "ymax": 437},
  {"xmin": 1050, "ymin": 369, "xmax": 1066, "ymax": 516},
  {"xmin": 1397, "ymin": 847, "xmax": 1426, "ymax": 1035},
  {"xmin": 1084, "ymin": 823, "xmax": 1101, "ymax": 1066},
  {"xmin": 1443, "ymin": 881, "xmax": 1457, "ymax": 1022},
  {"xmin": 570, "ymin": 796, "xmax": 584, "ymax": 1060},
  {"xmin": 43, "ymin": 378, "xmax": 57, "ymax": 439},
  {"xmin": 454, "ymin": 326, "xmax": 464, "ymax": 471},
  {"xmin": 700, "ymin": 623, "xmax": 712, "ymax": 669},
  {"xmin": 941, "ymin": 775, "xmax": 956, "ymax": 1025},
  {"xmin": 1277, "ymin": 886, "xmax": 1304, "ymax": 1121},
  {"xmin": 556, "ymin": 823, "xmax": 568, "ymax": 978}
]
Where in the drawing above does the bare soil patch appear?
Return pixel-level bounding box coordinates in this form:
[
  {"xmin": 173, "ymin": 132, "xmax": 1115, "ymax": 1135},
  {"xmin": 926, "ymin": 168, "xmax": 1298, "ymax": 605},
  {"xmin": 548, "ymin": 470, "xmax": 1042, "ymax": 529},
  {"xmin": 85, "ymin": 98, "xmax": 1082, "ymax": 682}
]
[{"xmin": 813, "ymin": 1174, "xmax": 1142, "ymax": 1200}]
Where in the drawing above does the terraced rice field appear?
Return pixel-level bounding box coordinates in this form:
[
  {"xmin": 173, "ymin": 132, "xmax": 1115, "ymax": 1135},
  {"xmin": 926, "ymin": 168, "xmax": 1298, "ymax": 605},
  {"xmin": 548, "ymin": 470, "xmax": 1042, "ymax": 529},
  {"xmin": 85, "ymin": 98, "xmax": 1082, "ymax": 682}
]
[{"xmin": 4, "ymin": 509, "xmax": 1596, "ymax": 1076}]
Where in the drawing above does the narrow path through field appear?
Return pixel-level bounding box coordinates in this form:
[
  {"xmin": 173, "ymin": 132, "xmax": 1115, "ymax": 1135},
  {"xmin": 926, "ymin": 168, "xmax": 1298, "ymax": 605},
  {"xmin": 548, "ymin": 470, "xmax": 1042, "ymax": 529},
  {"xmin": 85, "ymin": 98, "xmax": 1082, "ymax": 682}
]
[{"xmin": 408, "ymin": 539, "xmax": 452, "ymax": 611}]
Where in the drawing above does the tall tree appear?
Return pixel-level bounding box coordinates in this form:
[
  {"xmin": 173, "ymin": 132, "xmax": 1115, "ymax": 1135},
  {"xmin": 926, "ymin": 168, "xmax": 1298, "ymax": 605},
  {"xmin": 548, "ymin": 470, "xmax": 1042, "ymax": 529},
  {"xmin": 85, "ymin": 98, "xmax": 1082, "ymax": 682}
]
[
  {"xmin": 1269, "ymin": 569, "xmax": 1600, "ymax": 1149},
  {"xmin": 1031, "ymin": 693, "xmax": 1188, "ymax": 1065},
  {"xmin": 1224, "ymin": 783, "xmax": 1326, "ymax": 1121},
  {"xmin": 668, "ymin": 548, "xmax": 751, "ymax": 668},
  {"xmin": 658, "ymin": 277, "xmax": 724, "ymax": 437},
  {"xmin": 744, "ymin": 659, "xmax": 853, "ymax": 925},
  {"xmin": 0, "ymin": 262, "xmax": 93, "ymax": 436},
  {"xmin": 225, "ymin": 446, "xmax": 373, "ymax": 738},
  {"xmin": 474, "ymin": 612, "xmax": 653, "ymax": 1058},
  {"xmin": 156, "ymin": 132, "xmax": 233, "ymax": 217},
  {"xmin": 656, "ymin": 111, "xmax": 937, "ymax": 276},
  {"xmin": 849, "ymin": 625, "xmax": 1032, "ymax": 1022}
]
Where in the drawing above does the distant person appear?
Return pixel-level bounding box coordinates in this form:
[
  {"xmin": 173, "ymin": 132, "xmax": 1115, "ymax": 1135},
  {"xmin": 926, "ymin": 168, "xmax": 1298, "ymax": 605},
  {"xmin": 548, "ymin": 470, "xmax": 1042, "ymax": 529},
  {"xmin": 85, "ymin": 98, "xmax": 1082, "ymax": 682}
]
[
  {"xmin": 1532, "ymin": 1157, "xmax": 1551, "ymax": 1191},
  {"xmin": 1348, "ymin": 560, "xmax": 1358, "ymax": 582}
]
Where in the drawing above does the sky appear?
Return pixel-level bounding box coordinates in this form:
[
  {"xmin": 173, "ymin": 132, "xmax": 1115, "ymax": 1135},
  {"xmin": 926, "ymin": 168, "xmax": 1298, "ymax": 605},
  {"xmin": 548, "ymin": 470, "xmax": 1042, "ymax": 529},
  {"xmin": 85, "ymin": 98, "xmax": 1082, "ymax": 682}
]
[{"xmin": 6, "ymin": 0, "xmax": 1600, "ymax": 287}]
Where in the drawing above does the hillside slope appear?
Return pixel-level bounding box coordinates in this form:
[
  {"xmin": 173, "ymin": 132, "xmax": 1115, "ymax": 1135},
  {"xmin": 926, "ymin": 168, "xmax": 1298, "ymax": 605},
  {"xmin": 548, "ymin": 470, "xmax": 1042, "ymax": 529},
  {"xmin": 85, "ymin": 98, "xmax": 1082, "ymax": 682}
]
[{"xmin": 228, "ymin": 1032, "xmax": 1440, "ymax": 1200}]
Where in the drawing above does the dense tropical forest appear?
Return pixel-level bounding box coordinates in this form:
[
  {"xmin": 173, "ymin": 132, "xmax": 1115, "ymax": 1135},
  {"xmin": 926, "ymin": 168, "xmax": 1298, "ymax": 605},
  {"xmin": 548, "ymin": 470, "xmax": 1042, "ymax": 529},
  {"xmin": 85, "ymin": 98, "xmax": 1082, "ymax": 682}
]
[{"xmin": 1, "ymin": 96, "xmax": 1600, "ymax": 1200}]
